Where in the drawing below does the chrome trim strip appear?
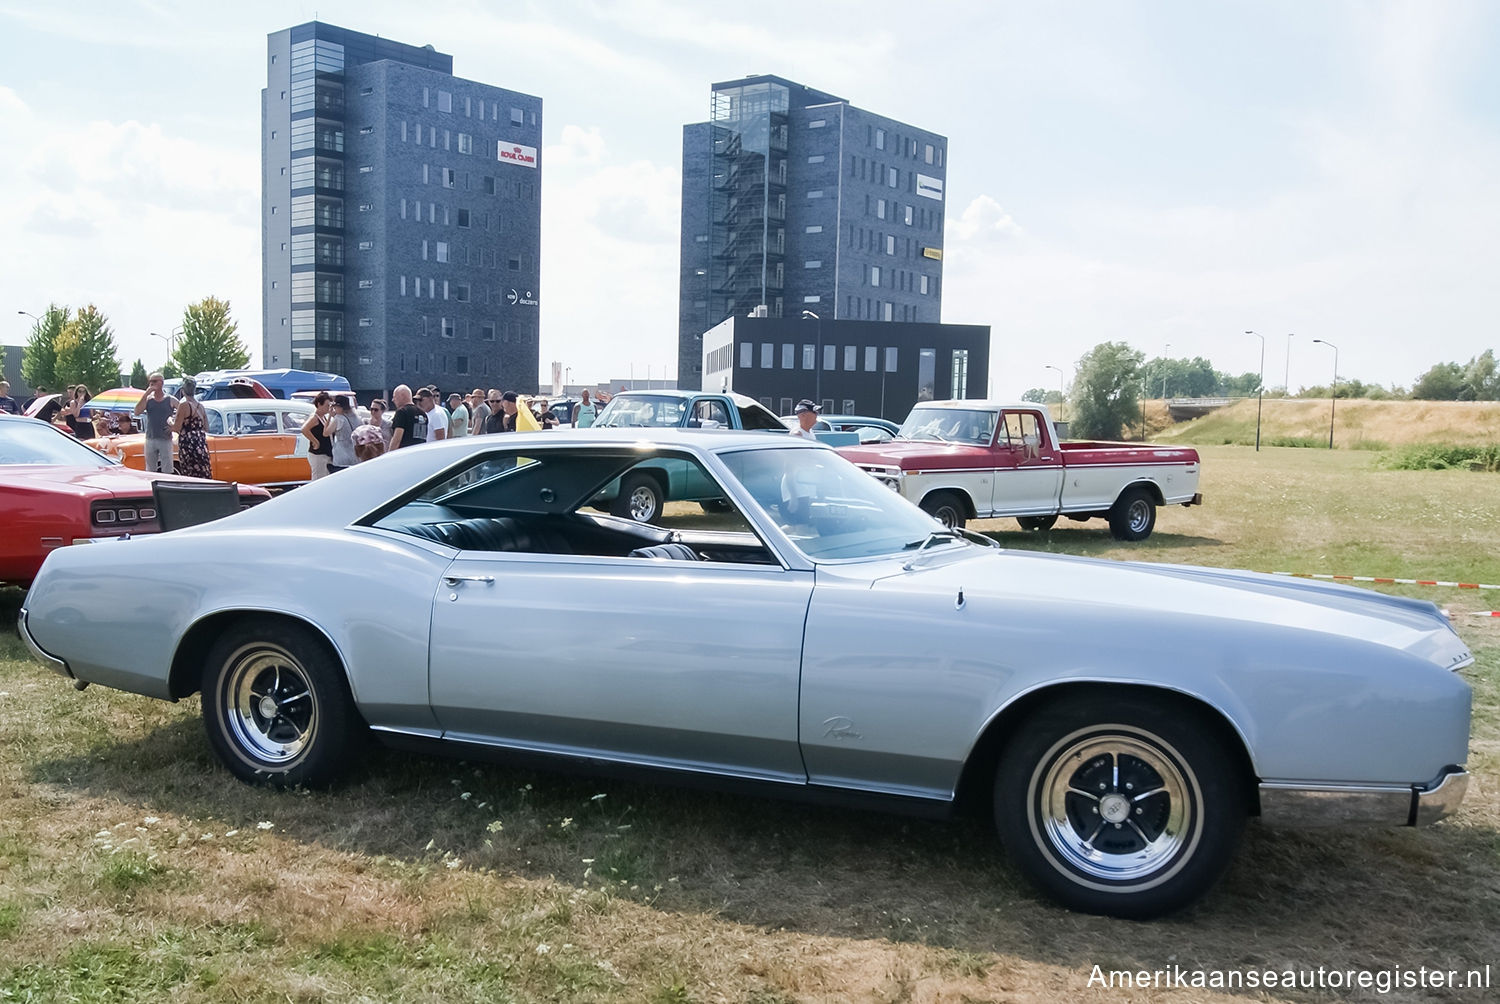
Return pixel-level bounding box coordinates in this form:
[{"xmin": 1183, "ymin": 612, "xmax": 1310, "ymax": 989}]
[
  {"xmin": 1414, "ymin": 769, "xmax": 1469, "ymax": 826},
  {"xmin": 17, "ymin": 607, "xmax": 73, "ymax": 680},
  {"xmin": 1258, "ymin": 781, "xmax": 1413, "ymax": 827}
]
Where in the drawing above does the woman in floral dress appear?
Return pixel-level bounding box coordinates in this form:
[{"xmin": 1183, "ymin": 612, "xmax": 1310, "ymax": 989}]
[{"xmin": 173, "ymin": 376, "xmax": 213, "ymax": 479}]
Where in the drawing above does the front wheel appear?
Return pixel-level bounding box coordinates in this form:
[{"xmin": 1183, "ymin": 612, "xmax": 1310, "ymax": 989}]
[
  {"xmin": 1108, "ymin": 486, "xmax": 1156, "ymax": 541},
  {"xmin": 994, "ymin": 694, "xmax": 1245, "ymax": 918},
  {"xmin": 201, "ymin": 618, "xmax": 363, "ymax": 788},
  {"xmin": 611, "ymin": 472, "xmax": 663, "ymax": 523},
  {"xmin": 920, "ymin": 491, "xmax": 967, "ymax": 529},
  {"xmin": 1017, "ymin": 515, "xmax": 1058, "ymax": 532}
]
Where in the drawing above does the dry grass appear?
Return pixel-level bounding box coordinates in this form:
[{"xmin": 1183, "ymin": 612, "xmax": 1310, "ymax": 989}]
[
  {"xmin": 1154, "ymin": 397, "xmax": 1500, "ymax": 448},
  {"xmin": 2, "ymin": 446, "xmax": 1497, "ymax": 1002}
]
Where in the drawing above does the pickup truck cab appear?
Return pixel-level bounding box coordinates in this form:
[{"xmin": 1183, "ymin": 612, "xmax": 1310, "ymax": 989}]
[
  {"xmin": 587, "ymin": 390, "xmax": 786, "ymax": 521},
  {"xmin": 838, "ymin": 401, "xmax": 1202, "ymax": 540}
]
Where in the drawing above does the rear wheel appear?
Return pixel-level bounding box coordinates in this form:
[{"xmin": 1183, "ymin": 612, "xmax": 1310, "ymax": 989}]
[
  {"xmin": 611, "ymin": 472, "xmax": 663, "ymax": 523},
  {"xmin": 201, "ymin": 618, "xmax": 363, "ymax": 788},
  {"xmin": 1108, "ymin": 486, "xmax": 1156, "ymax": 541},
  {"xmin": 994, "ymin": 694, "xmax": 1245, "ymax": 918},
  {"xmin": 1017, "ymin": 515, "xmax": 1058, "ymax": 532},
  {"xmin": 920, "ymin": 491, "xmax": 966, "ymax": 529}
]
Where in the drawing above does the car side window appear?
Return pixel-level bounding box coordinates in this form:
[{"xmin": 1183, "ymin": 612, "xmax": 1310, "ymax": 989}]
[
  {"xmin": 281, "ymin": 410, "xmax": 308, "ymax": 433},
  {"xmin": 736, "ymin": 400, "xmax": 786, "ymax": 431},
  {"xmin": 231, "ymin": 411, "xmax": 278, "ymax": 435},
  {"xmin": 205, "ymin": 410, "xmax": 225, "ymax": 436},
  {"xmin": 693, "ymin": 400, "xmax": 729, "ymax": 428}
]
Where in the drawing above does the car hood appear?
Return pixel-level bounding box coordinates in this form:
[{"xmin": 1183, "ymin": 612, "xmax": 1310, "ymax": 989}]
[
  {"xmin": 3, "ymin": 464, "xmax": 262, "ymax": 499},
  {"xmin": 867, "ymin": 547, "xmax": 1473, "ymax": 671},
  {"xmin": 837, "ymin": 441, "xmax": 992, "ymax": 468}
]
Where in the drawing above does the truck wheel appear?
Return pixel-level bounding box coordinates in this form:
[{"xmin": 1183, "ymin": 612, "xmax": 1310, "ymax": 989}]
[
  {"xmin": 1017, "ymin": 515, "xmax": 1058, "ymax": 532},
  {"xmin": 993, "ymin": 693, "xmax": 1246, "ymax": 918},
  {"xmin": 612, "ymin": 472, "xmax": 663, "ymax": 523},
  {"xmin": 1108, "ymin": 487, "xmax": 1156, "ymax": 541},
  {"xmin": 921, "ymin": 491, "xmax": 966, "ymax": 529}
]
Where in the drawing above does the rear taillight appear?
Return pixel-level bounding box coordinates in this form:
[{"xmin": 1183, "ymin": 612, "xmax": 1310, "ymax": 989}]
[{"xmin": 91, "ymin": 501, "xmax": 157, "ymax": 528}]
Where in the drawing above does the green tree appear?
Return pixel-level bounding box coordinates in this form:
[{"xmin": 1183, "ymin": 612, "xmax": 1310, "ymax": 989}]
[
  {"xmin": 20, "ymin": 305, "xmax": 68, "ymax": 391},
  {"xmin": 161, "ymin": 360, "xmax": 181, "ymax": 379},
  {"xmin": 1217, "ymin": 371, "xmax": 1264, "ymax": 396},
  {"xmin": 1461, "ymin": 349, "xmax": 1498, "ymax": 401},
  {"xmin": 1410, "ymin": 361, "xmax": 1464, "ymax": 400},
  {"xmin": 53, "ymin": 304, "xmax": 122, "ymax": 392},
  {"xmin": 1020, "ymin": 387, "xmax": 1047, "ymax": 403},
  {"xmin": 129, "ymin": 359, "xmax": 148, "ymax": 389},
  {"xmin": 1071, "ymin": 341, "xmax": 1144, "ymax": 440},
  {"xmin": 172, "ymin": 296, "xmax": 249, "ymax": 376}
]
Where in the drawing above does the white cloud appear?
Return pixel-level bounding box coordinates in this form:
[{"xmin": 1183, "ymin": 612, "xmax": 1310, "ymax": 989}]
[{"xmin": 948, "ymin": 195, "xmax": 1024, "ymax": 243}]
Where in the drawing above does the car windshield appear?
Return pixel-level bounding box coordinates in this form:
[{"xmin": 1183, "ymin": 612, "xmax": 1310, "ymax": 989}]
[
  {"xmin": 0, "ymin": 419, "xmax": 115, "ymax": 467},
  {"xmin": 897, "ymin": 407, "xmax": 996, "ymax": 445},
  {"xmin": 719, "ymin": 446, "xmax": 956, "ymax": 560},
  {"xmin": 594, "ymin": 395, "xmax": 688, "ymax": 429}
]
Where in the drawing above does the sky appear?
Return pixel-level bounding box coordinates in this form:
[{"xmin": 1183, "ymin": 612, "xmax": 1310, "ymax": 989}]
[{"xmin": 1, "ymin": 0, "xmax": 1497, "ymax": 397}]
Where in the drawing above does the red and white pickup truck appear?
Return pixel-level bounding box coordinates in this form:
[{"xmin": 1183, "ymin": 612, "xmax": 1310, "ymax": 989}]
[{"xmin": 837, "ymin": 401, "xmax": 1202, "ymax": 540}]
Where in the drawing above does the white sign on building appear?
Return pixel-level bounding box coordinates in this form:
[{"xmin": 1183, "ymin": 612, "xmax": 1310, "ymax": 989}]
[
  {"xmin": 498, "ymin": 141, "xmax": 538, "ymax": 168},
  {"xmin": 916, "ymin": 173, "xmax": 944, "ymax": 201}
]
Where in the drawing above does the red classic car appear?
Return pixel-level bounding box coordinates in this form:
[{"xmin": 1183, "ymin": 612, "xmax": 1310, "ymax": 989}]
[{"xmin": 0, "ymin": 415, "xmax": 270, "ymax": 588}]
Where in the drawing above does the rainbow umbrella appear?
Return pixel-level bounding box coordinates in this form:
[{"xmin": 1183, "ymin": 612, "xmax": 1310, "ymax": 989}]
[{"xmin": 83, "ymin": 387, "xmax": 148, "ymax": 414}]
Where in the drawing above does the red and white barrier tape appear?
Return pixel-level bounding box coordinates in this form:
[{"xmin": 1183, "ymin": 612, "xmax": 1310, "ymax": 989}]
[
  {"xmin": 1468, "ymin": 611, "xmax": 1500, "ymax": 618},
  {"xmin": 1272, "ymin": 572, "xmax": 1500, "ymax": 591}
]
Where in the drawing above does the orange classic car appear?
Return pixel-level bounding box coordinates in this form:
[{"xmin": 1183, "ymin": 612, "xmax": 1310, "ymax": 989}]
[{"xmin": 105, "ymin": 398, "xmax": 317, "ymax": 489}]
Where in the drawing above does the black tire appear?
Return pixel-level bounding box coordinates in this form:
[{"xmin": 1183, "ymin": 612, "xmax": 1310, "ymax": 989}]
[
  {"xmin": 920, "ymin": 491, "xmax": 967, "ymax": 529},
  {"xmin": 994, "ymin": 693, "xmax": 1246, "ymax": 919},
  {"xmin": 201, "ymin": 618, "xmax": 364, "ymax": 788},
  {"xmin": 611, "ymin": 472, "xmax": 663, "ymax": 523},
  {"xmin": 1107, "ymin": 486, "xmax": 1157, "ymax": 541},
  {"xmin": 1017, "ymin": 515, "xmax": 1058, "ymax": 532}
]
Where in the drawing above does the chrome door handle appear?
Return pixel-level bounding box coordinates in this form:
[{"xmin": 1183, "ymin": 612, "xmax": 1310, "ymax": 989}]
[{"xmin": 443, "ymin": 574, "xmax": 495, "ymax": 586}]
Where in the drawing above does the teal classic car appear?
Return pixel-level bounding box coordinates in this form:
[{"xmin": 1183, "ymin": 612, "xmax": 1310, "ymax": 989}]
[{"xmin": 587, "ymin": 390, "xmax": 787, "ymax": 521}]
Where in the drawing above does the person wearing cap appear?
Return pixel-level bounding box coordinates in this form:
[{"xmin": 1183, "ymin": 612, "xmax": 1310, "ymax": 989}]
[
  {"xmin": 447, "ymin": 392, "xmax": 470, "ymax": 438},
  {"xmin": 790, "ymin": 399, "xmax": 831, "ymax": 439},
  {"xmin": 485, "ymin": 391, "xmax": 519, "ymax": 433}
]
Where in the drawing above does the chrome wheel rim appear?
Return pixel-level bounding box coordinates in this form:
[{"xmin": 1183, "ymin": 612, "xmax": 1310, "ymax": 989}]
[
  {"xmin": 1034, "ymin": 730, "xmax": 1197, "ymax": 884},
  {"xmin": 628, "ymin": 485, "xmax": 658, "ymax": 522},
  {"xmin": 1127, "ymin": 499, "xmax": 1152, "ymax": 533},
  {"xmin": 223, "ymin": 643, "xmax": 318, "ymax": 764},
  {"xmin": 933, "ymin": 505, "xmax": 958, "ymax": 528}
]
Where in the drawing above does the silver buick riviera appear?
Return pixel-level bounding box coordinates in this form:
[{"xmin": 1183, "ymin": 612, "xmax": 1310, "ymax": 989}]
[{"xmin": 19, "ymin": 431, "xmax": 1473, "ymax": 918}]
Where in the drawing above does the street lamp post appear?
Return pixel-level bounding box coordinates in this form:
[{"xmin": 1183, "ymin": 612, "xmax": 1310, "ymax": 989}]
[
  {"xmin": 1312, "ymin": 338, "xmax": 1338, "ymax": 448},
  {"xmin": 1044, "ymin": 364, "xmax": 1065, "ymax": 419},
  {"xmin": 17, "ymin": 309, "xmax": 42, "ymax": 326},
  {"xmin": 1284, "ymin": 333, "xmax": 1295, "ymax": 394},
  {"xmin": 802, "ymin": 310, "xmax": 821, "ymax": 406},
  {"xmin": 1245, "ymin": 330, "xmax": 1265, "ymax": 451},
  {"xmin": 149, "ymin": 326, "xmax": 183, "ymax": 365},
  {"xmin": 1160, "ymin": 343, "xmax": 1171, "ymax": 401}
]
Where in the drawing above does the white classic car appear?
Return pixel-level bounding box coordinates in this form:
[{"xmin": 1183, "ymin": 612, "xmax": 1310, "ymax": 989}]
[{"xmin": 19, "ymin": 430, "xmax": 1473, "ymax": 918}]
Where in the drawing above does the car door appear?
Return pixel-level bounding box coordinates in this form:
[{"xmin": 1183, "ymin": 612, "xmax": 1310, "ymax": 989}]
[
  {"xmin": 988, "ymin": 410, "xmax": 1064, "ymax": 515},
  {"xmin": 424, "ymin": 451, "xmax": 814, "ymax": 783}
]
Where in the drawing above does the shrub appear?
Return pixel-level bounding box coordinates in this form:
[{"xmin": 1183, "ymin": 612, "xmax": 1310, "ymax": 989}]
[{"xmin": 1382, "ymin": 444, "xmax": 1500, "ymax": 472}]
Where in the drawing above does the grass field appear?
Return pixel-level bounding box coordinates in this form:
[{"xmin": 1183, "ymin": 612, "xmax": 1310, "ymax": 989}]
[
  {"xmin": 1152, "ymin": 397, "xmax": 1500, "ymax": 449},
  {"xmin": 1, "ymin": 445, "xmax": 1497, "ymax": 1002}
]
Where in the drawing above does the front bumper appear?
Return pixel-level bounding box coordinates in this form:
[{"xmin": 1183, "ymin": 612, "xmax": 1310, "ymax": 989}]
[
  {"xmin": 1259, "ymin": 767, "xmax": 1469, "ymax": 827},
  {"xmin": 17, "ymin": 606, "xmax": 73, "ymax": 680}
]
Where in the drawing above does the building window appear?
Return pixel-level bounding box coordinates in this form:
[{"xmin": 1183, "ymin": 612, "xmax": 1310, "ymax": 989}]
[
  {"xmin": 421, "ymin": 239, "xmax": 429, "ymax": 261},
  {"xmin": 436, "ymin": 242, "xmax": 449, "ymax": 263},
  {"xmin": 807, "ymin": 154, "xmax": 824, "ymax": 163},
  {"xmin": 455, "ymin": 284, "xmax": 470, "ymax": 302},
  {"xmin": 843, "ymin": 346, "xmax": 856, "ymax": 371},
  {"xmin": 905, "ymin": 205, "xmax": 914, "ymax": 226},
  {"xmin": 510, "ymin": 106, "xmax": 524, "ymax": 125},
  {"xmin": 863, "ymin": 346, "xmax": 877, "ymax": 372},
  {"xmin": 885, "ymin": 347, "xmax": 899, "ymax": 372},
  {"xmin": 456, "ymin": 355, "xmax": 469, "ymax": 375},
  {"xmin": 400, "ymin": 276, "xmax": 407, "ymax": 296},
  {"xmin": 458, "ymin": 133, "xmax": 472, "ymax": 154},
  {"xmin": 883, "ymin": 302, "xmax": 894, "ymax": 321},
  {"xmin": 438, "ymin": 90, "xmax": 452, "ymax": 113},
  {"xmin": 507, "ymin": 255, "xmax": 521, "ymax": 271},
  {"xmin": 481, "ymin": 323, "xmax": 495, "ymax": 341},
  {"xmin": 802, "ymin": 344, "xmax": 816, "ymax": 369},
  {"xmin": 760, "ymin": 343, "xmax": 774, "ymax": 368},
  {"xmin": 443, "ymin": 167, "xmax": 455, "ymax": 188},
  {"xmin": 779, "ymin": 344, "xmax": 794, "ymax": 369},
  {"xmin": 808, "ymin": 119, "xmax": 826, "ymax": 128},
  {"xmin": 805, "ymin": 225, "xmax": 822, "ymax": 234},
  {"xmin": 843, "ymin": 399, "xmax": 857, "ymax": 413},
  {"xmin": 875, "ymin": 128, "xmax": 885, "ymax": 150},
  {"xmin": 807, "ymin": 190, "xmax": 824, "ymax": 199},
  {"xmin": 888, "ymin": 167, "xmax": 898, "ymax": 188},
  {"xmin": 422, "ymin": 164, "xmax": 429, "ymax": 184},
  {"xmin": 457, "ymin": 209, "xmax": 471, "ymax": 228},
  {"xmin": 925, "ymin": 143, "xmax": 934, "ymax": 165},
  {"xmin": 876, "ymin": 198, "xmax": 886, "ymax": 220},
  {"xmin": 885, "ymin": 234, "xmax": 896, "ymax": 256},
  {"xmin": 694, "ymin": 233, "xmax": 708, "ymax": 242},
  {"xmin": 740, "ymin": 342, "xmax": 753, "ymax": 368},
  {"xmin": 803, "ymin": 295, "xmax": 821, "ymax": 303},
  {"xmin": 920, "ymin": 274, "xmax": 930, "ymax": 295},
  {"xmin": 870, "ymin": 265, "xmax": 880, "ymax": 286},
  {"xmin": 422, "ymin": 86, "xmax": 430, "ymax": 107},
  {"xmin": 951, "ymin": 349, "xmax": 969, "ymax": 399},
  {"xmin": 823, "ymin": 345, "xmax": 836, "ymax": 370},
  {"xmin": 483, "ymin": 175, "xmax": 495, "ymax": 195},
  {"xmin": 804, "ymin": 260, "xmax": 821, "ymax": 269}
]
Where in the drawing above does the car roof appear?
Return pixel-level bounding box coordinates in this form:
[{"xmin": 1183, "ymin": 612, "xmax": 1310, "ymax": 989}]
[
  {"xmin": 912, "ymin": 400, "xmax": 1041, "ymax": 411},
  {"xmin": 206, "ymin": 398, "xmax": 312, "ymax": 413}
]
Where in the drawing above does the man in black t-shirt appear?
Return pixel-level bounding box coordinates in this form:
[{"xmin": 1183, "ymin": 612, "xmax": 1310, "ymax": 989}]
[
  {"xmin": 485, "ymin": 391, "xmax": 520, "ymax": 433},
  {"xmin": 388, "ymin": 384, "xmax": 429, "ymax": 449}
]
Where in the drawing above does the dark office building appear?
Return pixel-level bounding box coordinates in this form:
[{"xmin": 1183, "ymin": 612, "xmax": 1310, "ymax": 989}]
[
  {"xmin": 263, "ymin": 22, "xmax": 542, "ymax": 399},
  {"xmin": 678, "ymin": 75, "xmax": 948, "ymax": 390},
  {"xmin": 702, "ymin": 316, "xmax": 987, "ymax": 422}
]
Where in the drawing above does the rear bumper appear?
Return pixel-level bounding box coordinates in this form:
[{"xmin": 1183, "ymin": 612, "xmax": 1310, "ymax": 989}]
[
  {"xmin": 17, "ymin": 606, "xmax": 73, "ymax": 680},
  {"xmin": 1183, "ymin": 492, "xmax": 1204, "ymax": 506},
  {"xmin": 1258, "ymin": 767, "xmax": 1468, "ymax": 827}
]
